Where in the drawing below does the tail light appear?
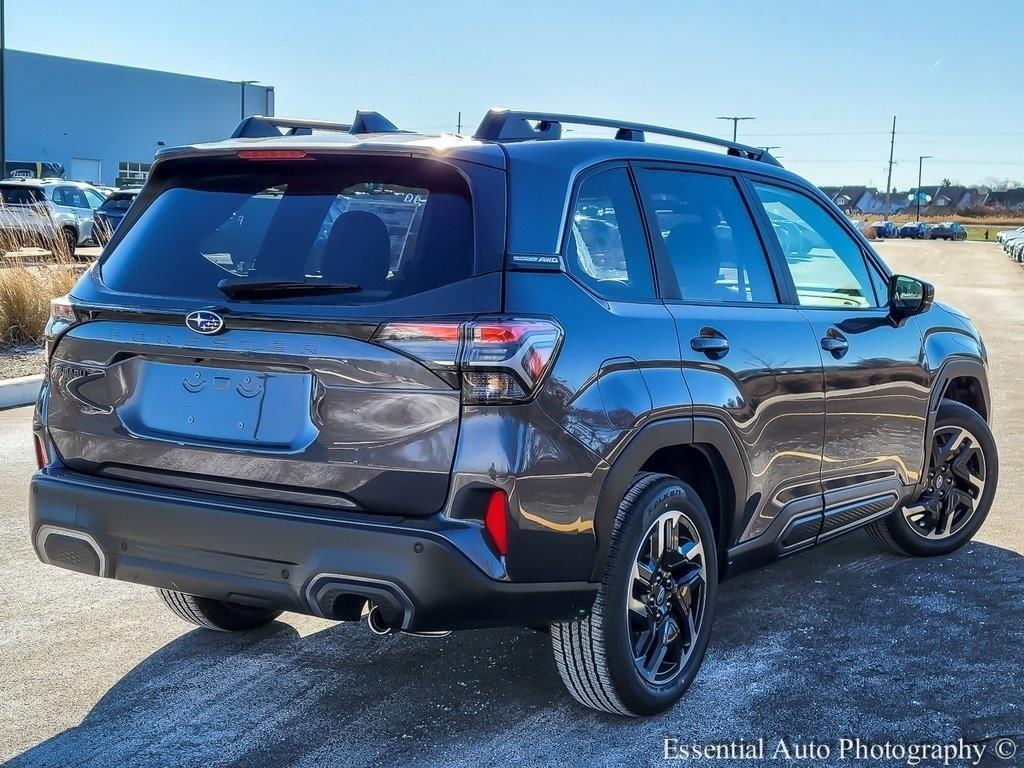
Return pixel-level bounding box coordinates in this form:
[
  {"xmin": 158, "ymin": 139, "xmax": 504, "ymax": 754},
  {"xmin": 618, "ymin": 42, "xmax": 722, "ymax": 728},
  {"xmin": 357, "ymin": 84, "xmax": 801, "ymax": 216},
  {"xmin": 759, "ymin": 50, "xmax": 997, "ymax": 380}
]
[
  {"xmin": 47, "ymin": 295, "xmax": 80, "ymax": 337},
  {"xmin": 372, "ymin": 317, "xmax": 562, "ymax": 404},
  {"xmin": 44, "ymin": 296, "xmax": 82, "ymax": 363},
  {"xmin": 33, "ymin": 433, "xmax": 48, "ymax": 469},
  {"xmin": 49, "ymin": 295, "xmax": 78, "ymax": 325},
  {"xmin": 484, "ymin": 489, "xmax": 509, "ymax": 556}
]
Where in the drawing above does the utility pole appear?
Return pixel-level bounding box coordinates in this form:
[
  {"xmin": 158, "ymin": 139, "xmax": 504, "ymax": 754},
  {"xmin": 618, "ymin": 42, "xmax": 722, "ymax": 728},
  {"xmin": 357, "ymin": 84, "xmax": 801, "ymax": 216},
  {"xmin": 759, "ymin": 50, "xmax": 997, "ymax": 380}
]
[
  {"xmin": 457, "ymin": 111, "xmax": 462, "ymax": 134},
  {"xmin": 717, "ymin": 115, "xmax": 755, "ymax": 142},
  {"xmin": 883, "ymin": 115, "xmax": 896, "ymax": 220},
  {"xmin": 1, "ymin": 0, "xmax": 6, "ymax": 180},
  {"xmin": 916, "ymin": 155, "xmax": 933, "ymax": 221}
]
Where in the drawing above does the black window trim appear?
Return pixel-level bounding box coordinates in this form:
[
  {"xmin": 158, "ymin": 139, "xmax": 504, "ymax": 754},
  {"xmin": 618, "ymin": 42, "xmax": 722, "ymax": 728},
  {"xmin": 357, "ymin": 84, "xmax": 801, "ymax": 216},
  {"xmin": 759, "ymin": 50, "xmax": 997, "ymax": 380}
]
[
  {"xmin": 629, "ymin": 160, "xmax": 790, "ymax": 308},
  {"xmin": 741, "ymin": 173, "xmax": 892, "ymax": 312},
  {"xmin": 557, "ymin": 160, "xmax": 663, "ymax": 305}
]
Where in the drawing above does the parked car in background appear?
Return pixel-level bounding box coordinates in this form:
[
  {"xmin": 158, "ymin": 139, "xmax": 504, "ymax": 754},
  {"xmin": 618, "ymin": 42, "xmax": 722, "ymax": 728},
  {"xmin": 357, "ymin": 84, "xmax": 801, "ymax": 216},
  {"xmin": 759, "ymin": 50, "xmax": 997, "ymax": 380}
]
[
  {"xmin": 898, "ymin": 222, "xmax": 931, "ymax": 239},
  {"xmin": 1001, "ymin": 233, "xmax": 1023, "ymax": 260},
  {"xmin": 93, "ymin": 188, "xmax": 141, "ymax": 244},
  {"xmin": 1010, "ymin": 238, "xmax": 1024, "ymax": 263},
  {"xmin": 930, "ymin": 222, "xmax": 967, "ymax": 241},
  {"xmin": 996, "ymin": 226, "xmax": 1024, "ymax": 244},
  {"xmin": 871, "ymin": 221, "xmax": 898, "ymax": 238},
  {"xmin": 848, "ymin": 218, "xmax": 867, "ymax": 234},
  {"xmin": 0, "ymin": 178, "xmax": 106, "ymax": 253}
]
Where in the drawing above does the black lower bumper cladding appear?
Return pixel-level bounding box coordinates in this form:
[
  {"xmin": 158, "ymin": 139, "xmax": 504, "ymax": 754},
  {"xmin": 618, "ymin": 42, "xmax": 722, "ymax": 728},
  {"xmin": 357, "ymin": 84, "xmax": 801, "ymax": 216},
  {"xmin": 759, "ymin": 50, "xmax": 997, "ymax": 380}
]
[{"xmin": 29, "ymin": 469, "xmax": 596, "ymax": 632}]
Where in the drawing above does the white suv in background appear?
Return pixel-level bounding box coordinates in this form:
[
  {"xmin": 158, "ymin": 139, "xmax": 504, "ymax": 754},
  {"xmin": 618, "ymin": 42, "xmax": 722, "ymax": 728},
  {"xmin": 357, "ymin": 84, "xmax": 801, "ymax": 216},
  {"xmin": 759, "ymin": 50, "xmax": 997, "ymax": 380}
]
[{"xmin": 0, "ymin": 178, "xmax": 108, "ymax": 254}]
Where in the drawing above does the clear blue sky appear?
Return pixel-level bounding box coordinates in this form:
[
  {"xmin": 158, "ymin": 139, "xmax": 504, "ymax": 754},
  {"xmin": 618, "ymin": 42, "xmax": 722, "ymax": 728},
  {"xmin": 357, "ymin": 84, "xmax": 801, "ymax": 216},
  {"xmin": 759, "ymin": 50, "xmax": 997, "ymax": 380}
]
[{"xmin": 7, "ymin": 0, "xmax": 1023, "ymax": 189}]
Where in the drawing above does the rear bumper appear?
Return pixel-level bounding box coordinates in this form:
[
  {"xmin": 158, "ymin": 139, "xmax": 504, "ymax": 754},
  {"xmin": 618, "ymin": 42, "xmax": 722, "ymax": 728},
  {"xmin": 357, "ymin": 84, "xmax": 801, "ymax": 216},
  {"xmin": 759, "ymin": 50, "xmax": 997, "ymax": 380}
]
[{"xmin": 29, "ymin": 468, "xmax": 596, "ymax": 632}]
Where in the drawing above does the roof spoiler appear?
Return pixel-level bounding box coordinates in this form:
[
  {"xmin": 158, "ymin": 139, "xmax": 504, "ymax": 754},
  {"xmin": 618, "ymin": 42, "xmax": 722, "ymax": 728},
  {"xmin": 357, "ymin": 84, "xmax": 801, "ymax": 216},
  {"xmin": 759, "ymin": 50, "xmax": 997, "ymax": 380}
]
[
  {"xmin": 231, "ymin": 110, "xmax": 402, "ymax": 139},
  {"xmin": 473, "ymin": 108, "xmax": 781, "ymax": 166}
]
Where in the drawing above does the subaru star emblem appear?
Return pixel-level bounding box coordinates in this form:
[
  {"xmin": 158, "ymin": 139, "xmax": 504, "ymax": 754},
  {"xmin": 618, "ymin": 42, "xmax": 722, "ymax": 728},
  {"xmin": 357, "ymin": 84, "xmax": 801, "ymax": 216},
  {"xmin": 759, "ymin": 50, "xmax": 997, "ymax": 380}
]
[{"xmin": 185, "ymin": 310, "xmax": 225, "ymax": 335}]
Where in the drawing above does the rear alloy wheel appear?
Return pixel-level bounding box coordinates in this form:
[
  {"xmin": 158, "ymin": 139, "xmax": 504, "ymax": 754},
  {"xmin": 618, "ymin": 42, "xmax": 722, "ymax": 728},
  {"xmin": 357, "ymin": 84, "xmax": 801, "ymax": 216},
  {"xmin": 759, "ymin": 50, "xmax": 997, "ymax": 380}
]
[
  {"xmin": 867, "ymin": 399, "xmax": 997, "ymax": 556},
  {"xmin": 551, "ymin": 473, "xmax": 717, "ymax": 716},
  {"xmin": 627, "ymin": 510, "xmax": 708, "ymax": 686}
]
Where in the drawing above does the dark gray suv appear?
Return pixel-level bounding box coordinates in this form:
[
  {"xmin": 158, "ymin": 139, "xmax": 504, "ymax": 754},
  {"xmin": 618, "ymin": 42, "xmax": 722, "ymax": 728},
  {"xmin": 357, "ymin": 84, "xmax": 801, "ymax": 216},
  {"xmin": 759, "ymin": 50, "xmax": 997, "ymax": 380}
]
[{"xmin": 30, "ymin": 109, "xmax": 998, "ymax": 716}]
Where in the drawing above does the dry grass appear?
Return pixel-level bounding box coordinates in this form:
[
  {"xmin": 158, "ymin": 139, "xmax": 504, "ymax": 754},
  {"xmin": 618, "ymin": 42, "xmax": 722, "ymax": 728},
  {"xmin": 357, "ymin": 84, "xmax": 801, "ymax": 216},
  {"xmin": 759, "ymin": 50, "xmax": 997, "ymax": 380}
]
[{"xmin": 0, "ymin": 210, "xmax": 84, "ymax": 344}]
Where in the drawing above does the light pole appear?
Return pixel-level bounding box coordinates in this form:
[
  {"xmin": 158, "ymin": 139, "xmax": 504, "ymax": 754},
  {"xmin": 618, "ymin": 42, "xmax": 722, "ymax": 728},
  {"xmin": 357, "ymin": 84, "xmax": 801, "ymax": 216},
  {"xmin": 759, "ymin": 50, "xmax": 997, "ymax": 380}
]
[
  {"xmin": 1, "ymin": 0, "xmax": 6, "ymax": 179},
  {"xmin": 916, "ymin": 155, "xmax": 933, "ymax": 222},
  {"xmin": 717, "ymin": 116, "xmax": 755, "ymax": 142},
  {"xmin": 239, "ymin": 80, "xmax": 259, "ymax": 120}
]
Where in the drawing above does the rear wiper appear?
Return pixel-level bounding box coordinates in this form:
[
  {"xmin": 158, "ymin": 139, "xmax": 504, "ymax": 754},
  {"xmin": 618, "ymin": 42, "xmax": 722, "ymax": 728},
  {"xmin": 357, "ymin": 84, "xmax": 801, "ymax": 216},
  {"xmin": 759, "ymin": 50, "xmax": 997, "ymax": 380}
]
[{"xmin": 217, "ymin": 278, "xmax": 362, "ymax": 300}]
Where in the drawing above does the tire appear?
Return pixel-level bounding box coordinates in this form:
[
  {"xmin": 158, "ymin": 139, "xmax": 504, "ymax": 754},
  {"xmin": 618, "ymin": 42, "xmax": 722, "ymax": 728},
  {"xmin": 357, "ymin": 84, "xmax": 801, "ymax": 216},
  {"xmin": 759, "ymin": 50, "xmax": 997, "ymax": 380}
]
[
  {"xmin": 157, "ymin": 588, "xmax": 283, "ymax": 631},
  {"xmin": 551, "ymin": 472, "xmax": 718, "ymax": 716},
  {"xmin": 58, "ymin": 227, "xmax": 78, "ymax": 259},
  {"xmin": 866, "ymin": 399, "xmax": 997, "ymax": 557}
]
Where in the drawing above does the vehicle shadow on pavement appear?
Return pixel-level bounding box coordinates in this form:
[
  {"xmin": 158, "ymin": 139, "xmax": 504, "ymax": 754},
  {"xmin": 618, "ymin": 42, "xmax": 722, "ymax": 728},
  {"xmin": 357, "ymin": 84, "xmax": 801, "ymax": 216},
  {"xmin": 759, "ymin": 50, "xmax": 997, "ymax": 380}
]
[{"xmin": 7, "ymin": 533, "xmax": 1023, "ymax": 768}]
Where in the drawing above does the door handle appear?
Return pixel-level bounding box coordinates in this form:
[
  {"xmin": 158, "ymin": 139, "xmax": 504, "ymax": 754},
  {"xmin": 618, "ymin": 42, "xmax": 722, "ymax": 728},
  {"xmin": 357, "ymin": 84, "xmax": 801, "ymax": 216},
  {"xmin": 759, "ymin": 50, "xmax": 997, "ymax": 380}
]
[
  {"xmin": 690, "ymin": 331, "xmax": 730, "ymax": 357},
  {"xmin": 821, "ymin": 332, "xmax": 849, "ymax": 356}
]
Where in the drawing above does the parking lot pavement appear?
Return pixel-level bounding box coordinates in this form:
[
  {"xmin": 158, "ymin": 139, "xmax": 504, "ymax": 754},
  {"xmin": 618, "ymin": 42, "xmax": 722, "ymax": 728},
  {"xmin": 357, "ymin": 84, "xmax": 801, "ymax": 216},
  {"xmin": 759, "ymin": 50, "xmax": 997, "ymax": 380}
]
[{"xmin": 1, "ymin": 240, "xmax": 1021, "ymax": 768}]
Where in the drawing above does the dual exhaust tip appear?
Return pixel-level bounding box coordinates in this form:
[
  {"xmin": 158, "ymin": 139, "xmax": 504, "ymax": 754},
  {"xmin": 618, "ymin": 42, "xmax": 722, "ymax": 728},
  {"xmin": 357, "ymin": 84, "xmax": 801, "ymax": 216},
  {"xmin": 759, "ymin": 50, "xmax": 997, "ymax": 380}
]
[
  {"xmin": 366, "ymin": 603, "xmax": 393, "ymax": 635},
  {"xmin": 365, "ymin": 602, "xmax": 450, "ymax": 638},
  {"xmin": 304, "ymin": 573, "xmax": 450, "ymax": 637}
]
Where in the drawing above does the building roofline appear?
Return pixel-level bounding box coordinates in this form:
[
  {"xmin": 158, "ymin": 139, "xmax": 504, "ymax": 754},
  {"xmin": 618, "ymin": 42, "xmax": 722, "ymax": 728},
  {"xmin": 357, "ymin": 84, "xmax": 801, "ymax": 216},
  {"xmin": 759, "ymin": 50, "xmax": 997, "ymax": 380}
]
[{"xmin": 9, "ymin": 48, "xmax": 271, "ymax": 90}]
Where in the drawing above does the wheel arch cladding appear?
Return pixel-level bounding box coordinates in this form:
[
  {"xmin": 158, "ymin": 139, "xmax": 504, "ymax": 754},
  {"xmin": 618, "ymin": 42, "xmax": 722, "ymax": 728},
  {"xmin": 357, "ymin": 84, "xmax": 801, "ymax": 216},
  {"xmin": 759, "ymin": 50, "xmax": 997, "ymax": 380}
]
[
  {"xmin": 942, "ymin": 375, "xmax": 988, "ymax": 422},
  {"xmin": 589, "ymin": 417, "xmax": 747, "ymax": 581}
]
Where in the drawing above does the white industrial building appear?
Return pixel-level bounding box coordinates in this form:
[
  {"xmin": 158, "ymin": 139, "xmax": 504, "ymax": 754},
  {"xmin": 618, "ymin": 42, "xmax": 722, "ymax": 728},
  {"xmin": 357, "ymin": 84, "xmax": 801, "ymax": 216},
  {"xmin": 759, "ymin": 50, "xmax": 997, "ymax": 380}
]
[{"xmin": 5, "ymin": 50, "xmax": 274, "ymax": 186}]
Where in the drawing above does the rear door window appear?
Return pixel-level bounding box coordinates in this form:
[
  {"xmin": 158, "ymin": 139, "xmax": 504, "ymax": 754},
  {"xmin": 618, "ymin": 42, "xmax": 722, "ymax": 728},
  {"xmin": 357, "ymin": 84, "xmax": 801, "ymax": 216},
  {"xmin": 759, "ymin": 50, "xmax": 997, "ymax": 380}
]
[
  {"xmin": 61, "ymin": 187, "xmax": 89, "ymax": 209},
  {"xmin": 100, "ymin": 156, "xmax": 475, "ymax": 306},
  {"xmin": 635, "ymin": 169, "xmax": 778, "ymax": 303}
]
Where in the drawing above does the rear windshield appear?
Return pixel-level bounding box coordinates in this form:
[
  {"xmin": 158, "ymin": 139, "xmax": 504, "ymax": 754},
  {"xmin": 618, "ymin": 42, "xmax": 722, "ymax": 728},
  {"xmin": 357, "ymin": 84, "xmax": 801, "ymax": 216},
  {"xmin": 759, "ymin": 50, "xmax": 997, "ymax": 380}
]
[
  {"xmin": 0, "ymin": 186, "xmax": 43, "ymax": 205},
  {"xmin": 100, "ymin": 195, "xmax": 135, "ymax": 211},
  {"xmin": 100, "ymin": 156, "xmax": 474, "ymax": 305}
]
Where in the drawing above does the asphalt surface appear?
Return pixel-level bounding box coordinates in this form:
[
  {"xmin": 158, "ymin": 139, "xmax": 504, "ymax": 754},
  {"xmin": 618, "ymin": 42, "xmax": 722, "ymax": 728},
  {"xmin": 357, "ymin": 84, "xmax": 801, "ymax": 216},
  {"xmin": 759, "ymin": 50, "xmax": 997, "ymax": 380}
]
[{"xmin": 1, "ymin": 240, "xmax": 1021, "ymax": 768}]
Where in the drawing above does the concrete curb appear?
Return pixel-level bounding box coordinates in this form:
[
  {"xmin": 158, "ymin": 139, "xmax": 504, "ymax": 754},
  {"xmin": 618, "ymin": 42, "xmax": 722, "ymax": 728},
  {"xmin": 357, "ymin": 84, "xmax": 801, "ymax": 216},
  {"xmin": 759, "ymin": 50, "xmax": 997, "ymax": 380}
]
[{"xmin": 0, "ymin": 374, "xmax": 43, "ymax": 410}]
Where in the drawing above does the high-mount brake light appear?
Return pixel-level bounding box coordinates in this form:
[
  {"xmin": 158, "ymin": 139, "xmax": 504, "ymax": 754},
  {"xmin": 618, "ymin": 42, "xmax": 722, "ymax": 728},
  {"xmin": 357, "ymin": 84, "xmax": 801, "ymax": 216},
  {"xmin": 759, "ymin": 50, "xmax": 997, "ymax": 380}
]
[
  {"xmin": 236, "ymin": 150, "xmax": 312, "ymax": 161},
  {"xmin": 372, "ymin": 318, "xmax": 563, "ymax": 404}
]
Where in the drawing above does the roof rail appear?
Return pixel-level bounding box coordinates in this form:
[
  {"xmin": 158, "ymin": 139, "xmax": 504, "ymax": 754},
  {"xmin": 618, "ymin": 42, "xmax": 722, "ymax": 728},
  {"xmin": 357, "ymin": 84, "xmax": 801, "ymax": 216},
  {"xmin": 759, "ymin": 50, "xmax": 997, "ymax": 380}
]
[
  {"xmin": 230, "ymin": 110, "xmax": 402, "ymax": 139},
  {"xmin": 473, "ymin": 109, "xmax": 782, "ymax": 166}
]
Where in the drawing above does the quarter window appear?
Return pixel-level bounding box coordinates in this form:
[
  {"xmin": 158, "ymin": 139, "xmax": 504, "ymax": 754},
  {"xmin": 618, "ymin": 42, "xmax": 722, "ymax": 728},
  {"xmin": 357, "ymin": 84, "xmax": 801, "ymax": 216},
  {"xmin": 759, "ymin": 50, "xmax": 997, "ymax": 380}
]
[
  {"xmin": 564, "ymin": 168, "xmax": 655, "ymax": 301},
  {"xmin": 636, "ymin": 170, "xmax": 778, "ymax": 303},
  {"xmin": 752, "ymin": 183, "xmax": 879, "ymax": 308}
]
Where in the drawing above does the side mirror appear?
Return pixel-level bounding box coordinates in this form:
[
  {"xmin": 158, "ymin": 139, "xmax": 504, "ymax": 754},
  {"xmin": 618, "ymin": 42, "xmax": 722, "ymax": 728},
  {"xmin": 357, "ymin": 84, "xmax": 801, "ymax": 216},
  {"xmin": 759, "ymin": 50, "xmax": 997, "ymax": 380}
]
[{"xmin": 889, "ymin": 274, "xmax": 934, "ymax": 318}]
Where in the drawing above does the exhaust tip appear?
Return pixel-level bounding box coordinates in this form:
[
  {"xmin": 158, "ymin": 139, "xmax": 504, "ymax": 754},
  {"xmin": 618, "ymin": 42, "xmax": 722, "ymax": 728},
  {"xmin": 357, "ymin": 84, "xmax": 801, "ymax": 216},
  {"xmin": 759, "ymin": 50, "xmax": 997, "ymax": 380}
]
[{"xmin": 366, "ymin": 603, "xmax": 393, "ymax": 635}]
